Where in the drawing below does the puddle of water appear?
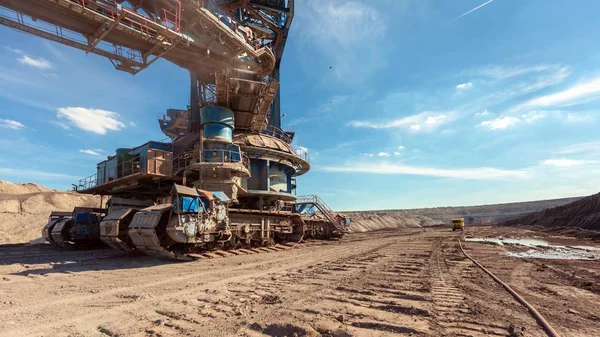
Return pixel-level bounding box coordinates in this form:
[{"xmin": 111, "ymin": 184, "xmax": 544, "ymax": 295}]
[
  {"xmin": 465, "ymin": 237, "xmax": 600, "ymax": 260},
  {"xmin": 465, "ymin": 237, "xmax": 547, "ymax": 247},
  {"xmin": 508, "ymin": 249, "xmax": 599, "ymax": 260},
  {"xmin": 465, "ymin": 237, "xmax": 600, "ymax": 250}
]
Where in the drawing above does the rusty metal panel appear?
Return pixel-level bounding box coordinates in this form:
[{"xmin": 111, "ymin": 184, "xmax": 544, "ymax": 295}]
[
  {"xmin": 148, "ymin": 149, "xmax": 173, "ymax": 176},
  {"xmin": 172, "ymin": 184, "xmax": 199, "ymax": 196},
  {"xmin": 100, "ymin": 209, "xmax": 133, "ymax": 237},
  {"xmin": 129, "ymin": 206, "xmax": 168, "ymax": 230}
]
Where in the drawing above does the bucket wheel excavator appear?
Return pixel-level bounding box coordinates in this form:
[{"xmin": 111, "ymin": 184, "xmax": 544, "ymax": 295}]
[{"xmin": 0, "ymin": 0, "xmax": 351, "ymax": 259}]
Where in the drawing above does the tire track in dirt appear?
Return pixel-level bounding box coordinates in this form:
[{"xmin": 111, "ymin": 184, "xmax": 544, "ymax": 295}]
[
  {"xmin": 233, "ymin": 235, "xmax": 437, "ymax": 336},
  {"xmin": 430, "ymin": 238, "xmax": 511, "ymax": 337},
  {"xmin": 0, "ymin": 235, "xmax": 410, "ymax": 337}
]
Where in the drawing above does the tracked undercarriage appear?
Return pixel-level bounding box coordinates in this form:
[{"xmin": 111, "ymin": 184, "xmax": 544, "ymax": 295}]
[{"xmin": 41, "ymin": 185, "xmax": 343, "ymax": 260}]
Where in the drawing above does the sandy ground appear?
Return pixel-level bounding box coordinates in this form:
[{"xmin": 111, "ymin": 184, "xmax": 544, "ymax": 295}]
[{"xmin": 1, "ymin": 227, "xmax": 599, "ymax": 337}]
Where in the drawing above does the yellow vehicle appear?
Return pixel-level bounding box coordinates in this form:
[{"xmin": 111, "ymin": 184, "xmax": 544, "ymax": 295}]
[{"xmin": 451, "ymin": 218, "xmax": 465, "ymax": 231}]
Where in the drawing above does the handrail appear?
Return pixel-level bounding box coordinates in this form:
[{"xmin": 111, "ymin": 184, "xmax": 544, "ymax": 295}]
[
  {"xmin": 174, "ymin": 149, "xmax": 250, "ymax": 172},
  {"xmin": 261, "ymin": 125, "xmax": 292, "ymax": 144},
  {"xmin": 75, "ymin": 151, "xmax": 171, "ymax": 191},
  {"xmin": 295, "ymin": 195, "xmax": 345, "ymax": 231},
  {"xmin": 293, "ymin": 146, "xmax": 310, "ymax": 163}
]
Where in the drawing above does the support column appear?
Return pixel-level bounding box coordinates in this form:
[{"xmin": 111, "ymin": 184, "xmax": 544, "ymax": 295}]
[
  {"xmin": 189, "ymin": 71, "xmax": 200, "ymax": 132},
  {"xmin": 269, "ymin": 63, "xmax": 281, "ymax": 128}
]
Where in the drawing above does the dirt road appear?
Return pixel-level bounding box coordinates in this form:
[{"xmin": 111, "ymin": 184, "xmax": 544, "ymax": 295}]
[{"xmin": 1, "ymin": 228, "xmax": 599, "ymax": 337}]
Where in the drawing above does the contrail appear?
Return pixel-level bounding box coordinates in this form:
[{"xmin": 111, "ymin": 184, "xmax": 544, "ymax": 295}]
[{"xmin": 450, "ymin": 0, "xmax": 494, "ymax": 22}]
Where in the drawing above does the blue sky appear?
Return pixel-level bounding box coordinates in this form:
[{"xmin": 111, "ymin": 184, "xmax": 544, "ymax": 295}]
[{"xmin": 2, "ymin": 0, "xmax": 600, "ymax": 210}]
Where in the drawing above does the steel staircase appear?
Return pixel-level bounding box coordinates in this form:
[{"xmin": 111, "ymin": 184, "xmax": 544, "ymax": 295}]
[{"xmin": 295, "ymin": 195, "xmax": 345, "ymax": 231}]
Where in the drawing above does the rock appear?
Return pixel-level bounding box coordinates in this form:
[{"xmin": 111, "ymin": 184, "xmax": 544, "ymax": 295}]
[
  {"xmin": 313, "ymin": 321, "xmax": 339, "ymax": 334},
  {"xmin": 568, "ymin": 308, "xmax": 580, "ymax": 315},
  {"xmin": 332, "ymin": 329, "xmax": 353, "ymax": 337},
  {"xmin": 507, "ymin": 324, "xmax": 524, "ymax": 337},
  {"xmin": 260, "ymin": 294, "xmax": 281, "ymax": 304},
  {"xmin": 336, "ymin": 314, "xmax": 345, "ymax": 324}
]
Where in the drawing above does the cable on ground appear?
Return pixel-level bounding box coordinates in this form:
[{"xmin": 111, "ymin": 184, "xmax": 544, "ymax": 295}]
[{"xmin": 458, "ymin": 239, "xmax": 561, "ymax": 337}]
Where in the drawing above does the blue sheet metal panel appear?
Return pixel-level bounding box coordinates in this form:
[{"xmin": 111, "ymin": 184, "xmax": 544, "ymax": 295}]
[
  {"xmin": 230, "ymin": 145, "xmax": 241, "ymax": 161},
  {"xmin": 211, "ymin": 191, "xmax": 230, "ymax": 202},
  {"xmin": 148, "ymin": 141, "xmax": 173, "ymax": 152},
  {"xmin": 247, "ymin": 159, "xmax": 267, "ymax": 190},
  {"xmin": 75, "ymin": 212, "xmax": 89, "ymax": 223},
  {"xmin": 74, "ymin": 213, "xmax": 99, "ymax": 224},
  {"xmin": 173, "ymin": 196, "xmax": 202, "ymax": 213},
  {"xmin": 96, "ymin": 161, "xmax": 106, "ymax": 186}
]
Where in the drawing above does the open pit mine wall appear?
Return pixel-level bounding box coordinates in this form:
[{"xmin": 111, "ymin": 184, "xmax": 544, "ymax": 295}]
[
  {"xmin": 343, "ymin": 196, "xmax": 583, "ymax": 232},
  {"xmin": 344, "ymin": 211, "xmax": 442, "ymax": 232},
  {"xmin": 502, "ymin": 192, "xmax": 600, "ymax": 230}
]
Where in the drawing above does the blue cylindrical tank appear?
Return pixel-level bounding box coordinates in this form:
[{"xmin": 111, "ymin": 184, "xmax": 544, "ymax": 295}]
[
  {"xmin": 201, "ymin": 106, "xmax": 234, "ymax": 143},
  {"xmin": 116, "ymin": 148, "xmax": 130, "ymax": 155}
]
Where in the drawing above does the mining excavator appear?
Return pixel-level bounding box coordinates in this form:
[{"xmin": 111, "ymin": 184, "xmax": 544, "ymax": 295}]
[{"xmin": 1, "ymin": 0, "xmax": 352, "ymax": 259}]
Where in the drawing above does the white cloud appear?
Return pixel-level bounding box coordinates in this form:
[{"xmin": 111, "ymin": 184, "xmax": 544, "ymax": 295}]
[
  {"xmin": 475, "ymin": 109, "xmax": 490, "ymax": 117},
  {"xmin": 521, "ymin": 111, "xmax": 546, "ymax": 123},
  {"xmin": 57, "ymin": 107, "xmax": 126, "ymax": 135},
  {"xmin": 542, "ymin": 158, "xmax": 589, "ymax": 168},
  {"xmin": 128, "ymin": 121, "xmax": 137, "ymax": 127},
  {"xmin": 557, "ymin": 141, "xmax": 600, "ymax": 155},
  {"xmin": 478, "ymin": 116, "xmax": 520, "ymax": 130},
  {"xmin": 79, "ymin": 149, "xmax": 102, "ymax": 156},
  {"xmin": 456, "ymin": 82, "xmax": 473, "ymax": 89},
  {"xmin": 393, "ymin": 151, "xmax": 401, "ymax": 156},
  {"xmin": 360, "ymin": 153, "xmax": 374, "ymax": 157},
  {"xmin": 471, "ymin": 64, "xmax": 559, "ymax": 80},
  {"xmin": 4, "ymin": 46, "xmax": 23, "ymax": 54},
  {"xmin": 397, "ymin": 145, "xmax": 405, "ymax": 150},
  {"xmin": 50, "ymin": 121, "xmax": 71, "ymax": 130},
  {"xmin": 466, "ymin": 65, "xmax": 570, "ymax": 113},
  {"xmin": 17, "ymin": 55, "xmax": 52, "ymax": 69},
  {"xmin": 518, "ymin": 75, "xmax": 600, "ymax": 109},
  {"xmin": 520, "ymin": 66, "xmax": 571, "ymax": 93},
  {"xmin": 288, "ymin": 95, "xmax": 349, "ymax": 126},
  {"xmin": 377, "ymin": 152, "xmax": 390, "ymax": 157},
  {"xmin": 0, "ymin": 167, "xmax": 76, "ymax": 180},
  {"xmin": 321, "ymin": 162, "xmax": 528, "ymax": 180},
  {"xmin": 350, "ymin": 111, "xmax": 454, "ymax": 132},
  {"xmin": 565, "ymin": 112, "xmax": 595, "ymax": 123},
  {"xmin": 0, "ymin": 119, "xmax": 25, "ymax": 130}
]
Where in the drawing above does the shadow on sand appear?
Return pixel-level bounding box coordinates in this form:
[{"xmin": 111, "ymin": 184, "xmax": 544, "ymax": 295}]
[{"xmin": 0, "ymin": 243, "xmax": 176, "ymax": 276}]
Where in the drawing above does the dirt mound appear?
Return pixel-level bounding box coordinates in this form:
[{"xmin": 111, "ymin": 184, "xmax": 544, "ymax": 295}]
[
  {"xmin": 0, "ymin": 181, "xmax": 100, "ymax": 244},
  {"xmin": 0, "ymin": 180, "xmax": 53, "ymax": 194},
  {"xmin": 345, "ymin": 211, "xmax": 442, "ymax": 232},
  {"xmin": 502, "ymin": 192, "xmax": 600, "ymax": 230}
]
